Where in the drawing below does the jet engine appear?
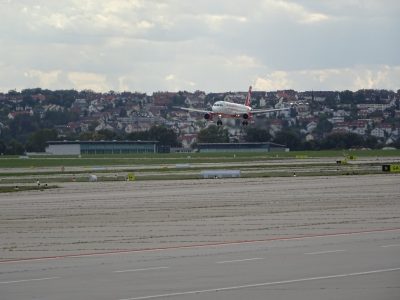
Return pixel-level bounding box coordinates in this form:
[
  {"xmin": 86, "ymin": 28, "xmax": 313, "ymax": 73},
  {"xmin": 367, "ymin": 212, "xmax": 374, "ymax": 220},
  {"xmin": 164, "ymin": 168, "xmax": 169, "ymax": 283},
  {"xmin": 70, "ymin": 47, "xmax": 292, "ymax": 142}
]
[{"xmin": 204, "ymin": 113, "xmax": 211, "ymax": 120}]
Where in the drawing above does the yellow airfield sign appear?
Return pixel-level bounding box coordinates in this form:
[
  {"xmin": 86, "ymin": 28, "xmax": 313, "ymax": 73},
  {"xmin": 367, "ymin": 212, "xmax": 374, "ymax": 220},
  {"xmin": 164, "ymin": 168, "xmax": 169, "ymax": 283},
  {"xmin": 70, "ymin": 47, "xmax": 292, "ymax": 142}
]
[
  {"xmin": 127, "ymin": 173, "xmax": 136, "ymax": 181},
  {"xmin": 382, "ymin": 164, "xmax": 400, "ymax": 173}
]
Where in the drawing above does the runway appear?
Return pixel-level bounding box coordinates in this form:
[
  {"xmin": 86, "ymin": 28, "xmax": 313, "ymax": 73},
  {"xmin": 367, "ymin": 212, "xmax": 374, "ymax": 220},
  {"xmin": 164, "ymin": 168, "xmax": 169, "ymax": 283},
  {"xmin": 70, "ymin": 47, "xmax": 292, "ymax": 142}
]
[
  {"xmin": 1, "ymin": 229, "xmax": 399, "ymax": 300},
  {"xmin": 1, "ymin": 174, "xmax": 399, "ymax": 299}
]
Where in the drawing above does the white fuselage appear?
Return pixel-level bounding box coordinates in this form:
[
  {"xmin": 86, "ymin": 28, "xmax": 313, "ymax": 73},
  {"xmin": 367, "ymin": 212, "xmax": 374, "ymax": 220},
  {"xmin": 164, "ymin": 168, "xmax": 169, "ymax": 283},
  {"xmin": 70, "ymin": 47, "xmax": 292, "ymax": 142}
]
[{"xmin": 211, "ymin": 101, "xmax": 251, "ymax": 116}]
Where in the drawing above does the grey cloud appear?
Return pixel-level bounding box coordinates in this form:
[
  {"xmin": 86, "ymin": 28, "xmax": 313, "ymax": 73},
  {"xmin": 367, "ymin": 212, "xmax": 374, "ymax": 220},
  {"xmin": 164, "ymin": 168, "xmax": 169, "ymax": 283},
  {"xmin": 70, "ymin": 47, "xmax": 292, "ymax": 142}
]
[{"xmin": 0, "ymin": 0, "xmax": 399, "ymax": 92}]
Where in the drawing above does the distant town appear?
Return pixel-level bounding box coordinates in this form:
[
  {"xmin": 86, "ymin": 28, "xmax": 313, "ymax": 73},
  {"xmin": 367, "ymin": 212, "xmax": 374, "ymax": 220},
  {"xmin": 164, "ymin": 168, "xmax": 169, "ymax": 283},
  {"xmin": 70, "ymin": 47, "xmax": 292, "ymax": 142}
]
[{"xmin": 1, "ymin": 88, "xmax": 399, "ymax": 154}]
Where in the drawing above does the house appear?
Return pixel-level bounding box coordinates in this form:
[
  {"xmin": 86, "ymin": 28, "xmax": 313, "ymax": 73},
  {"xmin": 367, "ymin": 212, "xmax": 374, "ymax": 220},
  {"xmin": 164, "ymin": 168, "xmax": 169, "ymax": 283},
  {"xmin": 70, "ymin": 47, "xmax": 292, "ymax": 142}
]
[
  {"xmin": 180, "ymin": 134, "xmax": 197, "ymax": 148},
  {"xmin": 371, "ymin": 124, "xmax": 392, "ymax": 138},
  {"xmin": 43, "ymin": 104, "xmax": 63, "ymax": 112},
  {"xmin": 152, "ymin": 92, "xmax": 176, "ymax": 106},
  {"xmin": 333, "ymin": 121, "xmax": 368, "ymax": 135},
  {"xmin": 31, "ymin": 94, "xmax": 46, "ymax": 102},
  {"xmin": 8, "ymin": 110, "xmax": 33, "ymax": 119},
  {"xmin": 306, "ymin": 121, "xmax": 317, "ymax": 133},
  {"xmin": 333, "ymin": 110, "xmax": 350, "ymax": 117},
  {"xmin": 329, "ymin": 116, "xmax": 345, "ymax": 124},
  {"xmin": 95, "ymin": 123, "xmax": 115, "ymax": 132},
  {"xmin": 72, "ymin": 98, "xmax": 88, "ymax": 109},
  {"xmin": 269, "ymin": 119, "xmax": 284, "ymax": 136},
  {"xmin": 305, "ymin": 133, "xmax": 316, "ymax": 141},
  {"xmin": 357, "ymin": 103, "xmax": 392, "ymax": 113},
  {"xmin": 148, "ymin": 106, "xmax": 166, "ymax": 117},
  {"xmin": 357, "ymin": 108, "xmax": 369, "ymax": 118},
  {"xmin": 333, "ymin": 122, "xmax": 351, "ymax": 133},
  {"xmin": 385, "ymin": 129, "xmax": 399, "ymax": 145}
]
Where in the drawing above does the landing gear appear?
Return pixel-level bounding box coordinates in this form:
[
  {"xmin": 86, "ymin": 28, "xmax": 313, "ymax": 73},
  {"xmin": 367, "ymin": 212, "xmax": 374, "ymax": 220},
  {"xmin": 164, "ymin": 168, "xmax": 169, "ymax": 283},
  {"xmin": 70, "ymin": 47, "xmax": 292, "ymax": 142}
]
[
  {"xmin": 242, "ymin": 120, "xmax": 248, "ymax": 126},
  {"xmin": 217, "ymin": 120, "xmax": 223, "ymax": 126}
]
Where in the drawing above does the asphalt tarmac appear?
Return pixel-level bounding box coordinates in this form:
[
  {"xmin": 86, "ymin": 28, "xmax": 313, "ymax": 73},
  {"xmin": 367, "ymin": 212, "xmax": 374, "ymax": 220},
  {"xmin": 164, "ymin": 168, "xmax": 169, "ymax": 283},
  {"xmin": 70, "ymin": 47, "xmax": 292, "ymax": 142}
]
[
  {"xmin": 1, "ymin": 174, "xmax": 399, "ymax": 299},
  {"xmin": 1, "ymin": 229, "xmax": 399, "ymax": 300}
]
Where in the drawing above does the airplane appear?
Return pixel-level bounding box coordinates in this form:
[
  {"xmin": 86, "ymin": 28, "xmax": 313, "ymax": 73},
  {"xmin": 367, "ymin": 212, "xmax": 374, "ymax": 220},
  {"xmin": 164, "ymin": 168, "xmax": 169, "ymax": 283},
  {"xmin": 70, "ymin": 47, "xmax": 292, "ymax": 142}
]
[{"xmin": 174, "ymin": 86, "xmax": 290, "ymax": 126}]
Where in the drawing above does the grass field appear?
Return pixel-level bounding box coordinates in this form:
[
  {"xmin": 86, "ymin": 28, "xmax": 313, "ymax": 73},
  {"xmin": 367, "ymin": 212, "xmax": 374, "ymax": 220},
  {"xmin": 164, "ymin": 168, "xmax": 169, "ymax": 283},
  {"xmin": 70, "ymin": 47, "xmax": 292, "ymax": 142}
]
[
  {"xmin": 0, "ymin": 149, "xmax": 399, "ymax": 168},
  {"xmin": 0, "ymin": 150, "xmax": 398, "ymax": 186}
]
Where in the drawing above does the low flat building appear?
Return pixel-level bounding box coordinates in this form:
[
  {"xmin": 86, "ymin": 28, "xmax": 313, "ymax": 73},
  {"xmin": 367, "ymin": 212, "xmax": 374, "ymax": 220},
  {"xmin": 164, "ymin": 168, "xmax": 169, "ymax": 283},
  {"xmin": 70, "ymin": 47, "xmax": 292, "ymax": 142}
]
[
  {"xmin": 46, "ymin": 140, "xmax": 159, "ymax": 155},
  {"xmin": 197, "ymin": 142, "xmax": 288, "ymax": 152}
]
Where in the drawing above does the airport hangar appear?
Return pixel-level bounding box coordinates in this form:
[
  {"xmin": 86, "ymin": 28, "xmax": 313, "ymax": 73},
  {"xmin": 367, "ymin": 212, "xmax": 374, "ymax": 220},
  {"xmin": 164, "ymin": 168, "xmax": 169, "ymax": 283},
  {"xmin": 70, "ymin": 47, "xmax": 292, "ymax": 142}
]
[
  {"xmin": 45, "ymin": 140, "xmax": 163, "ymax": 155},
  {"xmin": 46, "ymin": 141, "xmax": 288, "ymax": 155}
]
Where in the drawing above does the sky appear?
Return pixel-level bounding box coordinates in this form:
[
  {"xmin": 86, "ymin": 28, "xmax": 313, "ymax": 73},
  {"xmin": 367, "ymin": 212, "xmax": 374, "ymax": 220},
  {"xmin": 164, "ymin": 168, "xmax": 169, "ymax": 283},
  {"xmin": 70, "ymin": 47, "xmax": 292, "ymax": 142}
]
[{"xmin": 0, "ymin": 0, "xmax": 399, "ymax": 93}]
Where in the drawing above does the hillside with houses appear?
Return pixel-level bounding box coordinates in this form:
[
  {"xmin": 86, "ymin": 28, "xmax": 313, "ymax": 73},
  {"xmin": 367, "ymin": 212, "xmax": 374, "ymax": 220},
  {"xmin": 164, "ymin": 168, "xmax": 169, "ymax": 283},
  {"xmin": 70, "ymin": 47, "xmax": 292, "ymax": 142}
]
[{"xmin": 0, "ymin": 88, "xmax": 399, "ymax": 153}]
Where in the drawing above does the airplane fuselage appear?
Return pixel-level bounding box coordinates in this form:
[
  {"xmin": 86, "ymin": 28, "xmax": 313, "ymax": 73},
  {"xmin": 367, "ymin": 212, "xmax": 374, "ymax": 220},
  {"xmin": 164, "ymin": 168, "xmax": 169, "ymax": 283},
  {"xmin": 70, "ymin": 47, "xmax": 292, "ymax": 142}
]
[{"xmin": 211, "ymin": 101, "xmax": 251, "ymax": 116}]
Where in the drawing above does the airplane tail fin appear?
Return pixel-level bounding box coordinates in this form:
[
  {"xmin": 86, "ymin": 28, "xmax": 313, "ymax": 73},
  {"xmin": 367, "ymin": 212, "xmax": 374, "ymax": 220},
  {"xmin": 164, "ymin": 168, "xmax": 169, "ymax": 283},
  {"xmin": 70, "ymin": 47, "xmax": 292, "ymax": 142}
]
[{"xmin": 245, "ymin": 86, "xmax": 252, "ymax": 107}]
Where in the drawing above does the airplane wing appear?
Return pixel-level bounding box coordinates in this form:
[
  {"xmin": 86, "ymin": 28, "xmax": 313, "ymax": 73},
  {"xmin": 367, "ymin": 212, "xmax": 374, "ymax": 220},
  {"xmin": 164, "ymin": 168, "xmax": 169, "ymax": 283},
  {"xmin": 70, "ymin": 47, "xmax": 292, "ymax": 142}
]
[
  {"xmin": 251, "ymin": 107, "xmax": 290, "ymax": 115},
  {"xmin": 173, "ymin": 106, "xmax": 212, "ymax": 114}
]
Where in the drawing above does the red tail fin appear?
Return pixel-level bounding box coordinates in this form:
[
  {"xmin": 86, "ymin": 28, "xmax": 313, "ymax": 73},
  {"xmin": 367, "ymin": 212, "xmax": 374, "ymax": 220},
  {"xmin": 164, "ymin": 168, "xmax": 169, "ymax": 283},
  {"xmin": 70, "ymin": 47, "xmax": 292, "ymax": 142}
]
[{"xmin": 245, "ymin": 86, "xmax": 252, "ymax": 107}]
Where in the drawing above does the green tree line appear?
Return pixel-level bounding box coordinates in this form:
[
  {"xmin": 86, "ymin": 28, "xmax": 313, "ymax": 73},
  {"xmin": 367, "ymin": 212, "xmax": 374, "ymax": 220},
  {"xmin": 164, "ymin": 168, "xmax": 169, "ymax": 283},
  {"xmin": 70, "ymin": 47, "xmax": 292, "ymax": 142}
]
[{"xmin": 196, "ymin": 126, "xmax": 394, "ymax": 150}]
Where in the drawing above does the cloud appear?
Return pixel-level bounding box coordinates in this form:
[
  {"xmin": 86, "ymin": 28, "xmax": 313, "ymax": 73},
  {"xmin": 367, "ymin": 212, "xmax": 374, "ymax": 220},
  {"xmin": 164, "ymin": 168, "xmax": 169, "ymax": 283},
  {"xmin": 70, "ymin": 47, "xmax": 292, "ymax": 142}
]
[
  {"xmin": 165, "ymin": 74, "xmax": 175, "ymax": 81},
  {"xmin": 163, "ymin": 74, "xmax": 195, "ymax": 92},
  {"xmin": 262, "ymin": 0, "xmax": 331, "ymax": 24},
  {"xmin": 225, "ymin": 55, "xmax": 258, "ymax": 68},
  {"xmin": 352, "ymin": 65, "xmax": 399, "ymax": 90},
  {"xmin": 202, "ymin": 14, "xmax": 247, "ymax": 31},
  {"xmin": 254, "ymin": 65, "xmax": 400, "ymax": 91},
  {"xmin": 67, "ymin": 72, "xmax": 110, "ymax": 91},
  {"xmin": 254, "ymin": 71, "xmax": 292, "ymax": 90},
  {"xmin": 0, "ymin": 1, "xmax": 399, "ymax": 93},
  {"xmin": 24, "ymin": 69, "xmax": 62, "ymax": 87}
]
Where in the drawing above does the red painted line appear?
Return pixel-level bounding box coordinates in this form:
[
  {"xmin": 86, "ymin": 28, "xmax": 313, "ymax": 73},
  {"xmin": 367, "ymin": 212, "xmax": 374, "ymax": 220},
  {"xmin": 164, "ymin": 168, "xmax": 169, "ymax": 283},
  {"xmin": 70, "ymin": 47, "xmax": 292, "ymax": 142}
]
[{"xmin": 1, "ymin": 227, "xmax": 400, "ymax": 264}]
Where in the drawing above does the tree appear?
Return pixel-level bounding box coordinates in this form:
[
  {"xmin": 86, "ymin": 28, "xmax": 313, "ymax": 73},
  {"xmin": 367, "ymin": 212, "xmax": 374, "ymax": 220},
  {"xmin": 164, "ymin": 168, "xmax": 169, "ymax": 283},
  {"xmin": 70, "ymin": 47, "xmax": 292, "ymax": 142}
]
[
  {"xmin": 7, "ymin": 89, "xmax": 19, "ymax": 97},
  {"xmin": 170, "ymin": 93, "xmax": 186, "ymax": 108},
  {"xmin": 147, "ymin": 125, "xmax": 180, "ymax": 147},
  {"xmin": 324, "ymin": 95, "xmax": 338, "ymax": 109},
  {"xmin": 339, "ymin": 90, "xmax": 354, "ymax": 104},
  {"xmin": 22, "ymin": 95, "xmax": 35, "ymax": 107},
  {"xmin": 272, "ymin": 129, "xmax": 302, "ymax": 150},
  {"xmin": 94, "ymin": 129, "xmax": 119, "ymax": 141},
  {"xmin": 119, "ymin": 108, "xmax": 127, "ymax": 117},
  {"xmin": 302, "ymin": 140, "xmax": 320, "ymax": 151},
  {"xmin": 26, "ymin": 129, "xmax": 58, "ymax": 152},
  {"xmin": 42, "ymin": 111, "xmax": 78, "ymax": 127},
  {"xmin": 244, "ymin": 127, "xmax": 271, "ymax": 142},
  {"xmin": 126, "ymin": 131, "xmax": 148, "ymax": 141},
  {"xmin": 197, "ymin": 125, "xmax": 229, "ymax": 143},
  {"xmin": 320, "ymin": 132, "xmax": 364, "ymax": 149},
  {"xmin": 0, "ymin": 140, "xmax": 6, "ymax": 154},
  {"xmin": 127, "ymin": 125, "xmax": 180, "ymax": 147},
  {"xmin": 364, "ymin": 135, "xmax": 379, "ymax": 149},
  {"xmin": 79, "ymin": 132, "xmax": 95, "ymax": 141},
  {"xmin": 88, "ymin": 121, "xmax": 99, "ymax": 131},
  {"xmin": 8, "ymin": 114, "xmax": 40, "ymax": 142},
  {"xmin": 354, "ymin": 90, "xmax": 366, "ymax": 103},
  {"xmin": 45, "ymin": 90, "xmax": 78, "ymax": 108},
  {"xmin": 315, "ymin": 116, "xmax": 333, "ymax": 137},
  {"xmin": 5, "ymin": 139, "xmax": 25, "ymax": 155}
]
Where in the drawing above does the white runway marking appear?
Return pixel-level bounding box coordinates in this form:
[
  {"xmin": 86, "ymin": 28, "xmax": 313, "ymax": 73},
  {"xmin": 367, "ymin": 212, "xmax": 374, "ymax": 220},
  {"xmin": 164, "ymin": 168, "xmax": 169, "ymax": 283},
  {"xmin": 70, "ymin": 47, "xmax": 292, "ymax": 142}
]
[
  {"xmin": 381, "ymin": 244, "xmax": 400, "ymax": 248},
  {"xmin": 118, "ymin": 267, "xmax": 400, "ymax": 300},
  {"xmin": 217, "ymin": 257, "xmax": 264, "ymax": 264},
  {"xmin": 304, "ymin": 249, "xmax": 346, "ymax": 255},
  {"xmin": 0, "ymin": 277, "xmax": 60, "ymax": 285},
  {"xmin": 113, "ymin": 267, "xmax": 169, "ymax": 273},
  {"xmin": 2, "ymin": 228, "xmax": 399, "ymax": 264}
]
